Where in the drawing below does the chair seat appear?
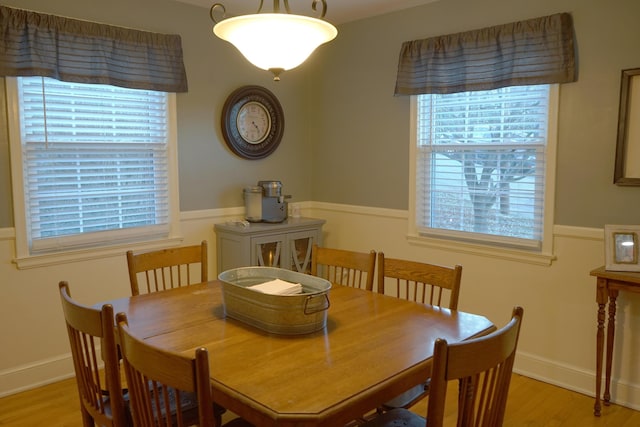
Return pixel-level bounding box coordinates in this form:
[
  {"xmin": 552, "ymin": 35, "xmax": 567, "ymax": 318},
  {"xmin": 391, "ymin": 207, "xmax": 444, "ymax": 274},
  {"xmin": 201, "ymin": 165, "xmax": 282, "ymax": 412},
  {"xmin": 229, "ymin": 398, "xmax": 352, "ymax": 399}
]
[
  {"xmin": 101, "ymin": 390, "xmax": 129, "ymax": 422},
  {"xmin": 223, "ymin": 418, "xmax": 255, "ymax": 427},
  {"xmin": 362, "ymin": 408, "xmax": 425, "ymax": 427},
  {"xmin": 381, "ymin": 380, "xmax": 429, "ymax": 409},
  {"xmin": 120, "ymin": 385, "xmax": 236, "ymax": 427},
  {"xmin": 146, "ymin": 385, "xmax": 227, "ymax": 426}
]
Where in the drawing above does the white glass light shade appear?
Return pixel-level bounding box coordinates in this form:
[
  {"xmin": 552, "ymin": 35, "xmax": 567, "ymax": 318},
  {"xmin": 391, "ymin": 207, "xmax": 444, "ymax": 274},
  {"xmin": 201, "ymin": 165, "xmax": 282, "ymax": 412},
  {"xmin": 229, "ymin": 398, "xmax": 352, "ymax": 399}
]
[{"xmin": 214, "ymin": 13, "xmax": 337, "ymax": 73}]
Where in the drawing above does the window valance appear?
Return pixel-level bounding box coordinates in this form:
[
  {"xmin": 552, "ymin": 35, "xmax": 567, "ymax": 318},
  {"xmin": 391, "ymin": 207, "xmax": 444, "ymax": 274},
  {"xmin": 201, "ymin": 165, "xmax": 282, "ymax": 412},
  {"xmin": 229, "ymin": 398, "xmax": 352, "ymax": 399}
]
[
  {"xmin": 0, "ymin": 5, "xmax": 188, "ymax": 92},
  {"xmin": 395, "ymin": 12, "xmax": 577, "ymax": 95}
]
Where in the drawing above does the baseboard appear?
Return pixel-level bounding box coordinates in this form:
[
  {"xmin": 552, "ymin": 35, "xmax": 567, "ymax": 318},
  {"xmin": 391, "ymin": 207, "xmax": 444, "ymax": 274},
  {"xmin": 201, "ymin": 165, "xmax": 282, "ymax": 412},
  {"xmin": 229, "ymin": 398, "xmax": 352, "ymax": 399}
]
[
  {"xmin": 515, "ymin": 350, "xmax": 640, "ymax": 411},
  {"xmin": 0, "ymin": 353, "xmax": 75, "ymax": 398}
]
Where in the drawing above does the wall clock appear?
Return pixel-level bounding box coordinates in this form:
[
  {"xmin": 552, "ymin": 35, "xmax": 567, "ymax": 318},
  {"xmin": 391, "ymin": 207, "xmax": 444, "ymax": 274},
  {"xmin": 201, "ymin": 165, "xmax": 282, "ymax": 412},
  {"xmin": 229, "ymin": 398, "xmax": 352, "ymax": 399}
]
[{"xmin": 221, "ymin": 85, "xmax": 285, "ymax": 160}]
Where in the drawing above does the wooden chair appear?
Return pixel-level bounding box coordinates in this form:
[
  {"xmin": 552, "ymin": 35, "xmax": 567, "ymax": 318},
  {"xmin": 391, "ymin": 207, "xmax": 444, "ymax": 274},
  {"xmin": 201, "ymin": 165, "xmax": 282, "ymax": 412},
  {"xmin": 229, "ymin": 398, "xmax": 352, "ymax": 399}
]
[
  {"xmin": 58, "ymin": 281, "xmax": 128, "ymax": 427},
  {"xmin": 362, "ymin": 306, "xmax": 524, "ymax": 427},
  {"xmin": 310, "ymin": 244, "xmax": 376, "ymax": 291},
  {"xmin": 377, "ymin": 252, "xmax": 462, "ymax": 411},
  {"xmin": 127, "ymin": 240, "xmax": 208, "ymax": 296},
  {"xmin": 376, "ymin": 252, "xmax": 462, "ymax": 309},
  {"xmin": 116, "ymin": 313, "xmax": 253, "ymax": 427}
]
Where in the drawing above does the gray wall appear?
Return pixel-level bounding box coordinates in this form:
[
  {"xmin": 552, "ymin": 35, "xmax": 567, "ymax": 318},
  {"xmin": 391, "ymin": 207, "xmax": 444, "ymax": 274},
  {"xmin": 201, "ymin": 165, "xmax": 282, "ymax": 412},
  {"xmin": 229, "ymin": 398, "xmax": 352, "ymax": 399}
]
[
  {"xmin": 1, "ymin": 0, "xmax": 640, "ymax": 229},
  {"xmin": 308, "ymin": 0, "xmax": 640, "ymax": 228},
  {"xmin": 0, "ymin": 0, "xmax": 315, "ymax": 226}
]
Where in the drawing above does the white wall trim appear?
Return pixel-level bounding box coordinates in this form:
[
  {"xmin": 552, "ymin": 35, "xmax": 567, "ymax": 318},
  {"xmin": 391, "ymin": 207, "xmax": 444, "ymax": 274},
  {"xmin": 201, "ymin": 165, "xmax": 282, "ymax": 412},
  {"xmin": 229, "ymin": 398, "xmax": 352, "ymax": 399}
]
[
  {"xmin": 309, "ymin": 202, "xmax": 608, "ymax": 266},
  {"xmin": 310, "ymin": 201, "xmax": 408, "ymax": 219},
  {"xmin": 0, "ymin": 206, "xmax": 610, "ymax": 399},
  {"xmin": 0, "ymin": 211, "xmax": 605, "ymax": 269},
  {"xmin": 1, "ymin": 211, "xmax": 604, "ymax": 240},
  {"xmin": 180, "ymin": 207, "xmax": 244, "ymax": 221},
  {"xmin": 0, "ymin": 227, "xmax": 15, "ymax": 240},
  {"xmin": 308, "ymin": 202, "xmax": 605, "ymax": 240},
  {"xmin": 553, "ymin": 224, "xmax": 604, "ymax": 240}
]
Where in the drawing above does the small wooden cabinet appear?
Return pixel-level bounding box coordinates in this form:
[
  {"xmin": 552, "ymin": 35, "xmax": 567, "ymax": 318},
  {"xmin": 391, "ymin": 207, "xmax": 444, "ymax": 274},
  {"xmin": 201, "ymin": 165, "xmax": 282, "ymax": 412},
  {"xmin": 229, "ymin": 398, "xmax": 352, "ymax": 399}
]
[{"xmin": 215, "ymin": 217, "xmax": 325, "ymax": 274}]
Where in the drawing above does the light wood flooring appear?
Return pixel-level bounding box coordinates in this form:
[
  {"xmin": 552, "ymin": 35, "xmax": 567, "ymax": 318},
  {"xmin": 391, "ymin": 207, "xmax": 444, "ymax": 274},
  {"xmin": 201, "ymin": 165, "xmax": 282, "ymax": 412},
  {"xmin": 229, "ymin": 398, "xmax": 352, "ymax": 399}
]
[{"xmin": 1, "ymin": 374, "xmax": 639, "ymax": 426}]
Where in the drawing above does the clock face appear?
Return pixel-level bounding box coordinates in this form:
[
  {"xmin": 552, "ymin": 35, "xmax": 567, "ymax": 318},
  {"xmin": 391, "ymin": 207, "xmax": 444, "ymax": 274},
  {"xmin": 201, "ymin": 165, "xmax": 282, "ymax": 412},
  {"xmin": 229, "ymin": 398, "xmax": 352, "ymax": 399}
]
[
  {"xmin": 237, "ymin": 102, "xmax": 271, "ymax": 144},
  {"xmin": 221, "ymin": 86, "xmax": 284, "ymax": 160}
]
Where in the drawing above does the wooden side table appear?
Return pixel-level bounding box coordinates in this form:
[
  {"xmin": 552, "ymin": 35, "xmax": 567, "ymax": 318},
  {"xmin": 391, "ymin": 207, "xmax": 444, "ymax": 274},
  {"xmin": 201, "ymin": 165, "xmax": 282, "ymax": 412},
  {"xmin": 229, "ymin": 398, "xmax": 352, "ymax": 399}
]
[{"xmin": 589, "ymin": 266, "xmax": 640, "ymax": 416}]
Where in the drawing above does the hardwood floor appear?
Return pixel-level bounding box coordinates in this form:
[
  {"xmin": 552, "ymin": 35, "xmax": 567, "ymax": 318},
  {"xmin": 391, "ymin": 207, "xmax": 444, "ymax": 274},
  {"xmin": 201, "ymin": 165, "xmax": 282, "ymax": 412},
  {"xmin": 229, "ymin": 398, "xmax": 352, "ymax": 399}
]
[
  {"xmin": 413, "ymin": 374, "xmax": 640, "ymax": 427},
  {"xmin": 1, "ymin": 374, "xmax": 639, "ymax": 426}
]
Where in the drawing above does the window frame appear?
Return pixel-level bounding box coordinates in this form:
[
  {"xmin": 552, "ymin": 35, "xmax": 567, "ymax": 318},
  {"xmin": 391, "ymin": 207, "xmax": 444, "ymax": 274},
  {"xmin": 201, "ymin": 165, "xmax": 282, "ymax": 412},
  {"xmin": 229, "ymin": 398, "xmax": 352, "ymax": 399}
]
[
  {"xmin": 6, "ymin": 77, "xmax": 183, "ymax": 269},
  {"xmin": 408, "ymin": 85, "xmax": 559, "ymax": 265}
]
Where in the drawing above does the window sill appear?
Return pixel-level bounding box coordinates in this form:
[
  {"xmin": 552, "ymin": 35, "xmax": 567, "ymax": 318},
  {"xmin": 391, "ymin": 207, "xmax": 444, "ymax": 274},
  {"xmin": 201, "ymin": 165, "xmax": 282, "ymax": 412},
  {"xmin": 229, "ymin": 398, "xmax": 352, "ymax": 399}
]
[
  {"xmin": 12, "ymin": 237, "xmax": 184, "ymax": 270},
  {"xmin": 406, "ymin": 233, "xmax": 556, "ymax": 266}
]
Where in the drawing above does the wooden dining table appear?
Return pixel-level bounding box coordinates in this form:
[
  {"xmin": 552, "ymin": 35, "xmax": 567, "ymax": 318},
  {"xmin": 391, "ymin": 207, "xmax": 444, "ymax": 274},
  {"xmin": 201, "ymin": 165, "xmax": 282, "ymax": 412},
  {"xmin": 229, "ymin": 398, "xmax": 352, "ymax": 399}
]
[{"xmin": 103, "ymin": 280, "xmax": 495, "ymax": 427}]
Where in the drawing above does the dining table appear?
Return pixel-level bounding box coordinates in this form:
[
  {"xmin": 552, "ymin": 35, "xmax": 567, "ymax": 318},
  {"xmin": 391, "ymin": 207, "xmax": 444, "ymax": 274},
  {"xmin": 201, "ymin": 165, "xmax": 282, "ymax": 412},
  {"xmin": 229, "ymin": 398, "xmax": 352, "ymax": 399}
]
[{"xmin": 102, "ymin": 280, "xmax": 495, "ymax": 427}]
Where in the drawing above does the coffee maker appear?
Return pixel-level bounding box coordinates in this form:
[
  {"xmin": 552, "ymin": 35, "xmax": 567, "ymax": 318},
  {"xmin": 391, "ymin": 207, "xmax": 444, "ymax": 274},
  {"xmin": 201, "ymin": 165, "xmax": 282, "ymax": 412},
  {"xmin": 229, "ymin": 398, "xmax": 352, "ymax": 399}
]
[
  {"xmin": 243, "ymin": 181, "xmax": 290, "ymax": 223},
  {"xmin": 258, "ymin": 181, "xmax": 290, "ymax": 223}
]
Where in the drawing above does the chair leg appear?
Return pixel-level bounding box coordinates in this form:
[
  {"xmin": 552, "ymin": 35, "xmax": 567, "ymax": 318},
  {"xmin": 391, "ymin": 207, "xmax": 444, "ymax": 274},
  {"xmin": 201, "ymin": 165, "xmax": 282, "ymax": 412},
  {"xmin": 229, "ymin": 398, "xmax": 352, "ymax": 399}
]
[
  {"xmin": 80, "ymin": 406, "xmax": 94, "ymax": 427},
  {"xmin": 214, "ymin": 403, "xmax": 226, "ymax": 426}
]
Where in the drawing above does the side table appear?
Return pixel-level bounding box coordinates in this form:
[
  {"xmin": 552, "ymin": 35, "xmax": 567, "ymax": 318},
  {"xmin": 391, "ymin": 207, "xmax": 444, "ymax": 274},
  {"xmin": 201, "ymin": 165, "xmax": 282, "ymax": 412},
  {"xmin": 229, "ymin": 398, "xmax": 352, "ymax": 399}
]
[
  {"xmin": 215, "ymin": 217, "xmax": 325, "ymax": 274},
  {"xmin": 589, "ymin": 266, "xmax": 640, "ymax": 416}
]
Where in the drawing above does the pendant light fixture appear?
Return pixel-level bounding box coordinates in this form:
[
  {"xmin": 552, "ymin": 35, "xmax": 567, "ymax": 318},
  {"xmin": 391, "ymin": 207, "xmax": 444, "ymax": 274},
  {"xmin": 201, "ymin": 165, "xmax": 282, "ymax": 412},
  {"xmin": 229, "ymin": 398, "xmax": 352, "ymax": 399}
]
[{"xmin": 210, "ymin": 0, "xmax": 338, "ymax": 81}]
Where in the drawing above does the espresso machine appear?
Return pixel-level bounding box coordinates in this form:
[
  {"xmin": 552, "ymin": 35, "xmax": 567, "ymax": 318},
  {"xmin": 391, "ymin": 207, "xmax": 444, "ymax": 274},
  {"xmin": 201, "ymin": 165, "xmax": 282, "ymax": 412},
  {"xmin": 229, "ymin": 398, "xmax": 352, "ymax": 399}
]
[{"xmin": 243, "ymin": 180, "xmax": 290, "ymax": 223}]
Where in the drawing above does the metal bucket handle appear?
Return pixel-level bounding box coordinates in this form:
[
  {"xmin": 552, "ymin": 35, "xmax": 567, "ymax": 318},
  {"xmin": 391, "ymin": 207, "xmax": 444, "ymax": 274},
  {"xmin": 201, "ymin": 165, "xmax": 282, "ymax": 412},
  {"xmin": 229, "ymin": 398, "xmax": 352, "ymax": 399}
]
[{"xmin": 304, "ymin": 293, "xmax": 330, "ymax": 315}]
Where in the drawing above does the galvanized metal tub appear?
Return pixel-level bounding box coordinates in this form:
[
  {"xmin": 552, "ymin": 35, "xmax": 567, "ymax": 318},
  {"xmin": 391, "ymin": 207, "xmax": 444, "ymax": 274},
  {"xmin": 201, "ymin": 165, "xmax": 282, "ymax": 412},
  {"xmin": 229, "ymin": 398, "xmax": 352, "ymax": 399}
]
[{"xmin": 218, "ymin": 267, "xmax": 331, "ymax": 335}]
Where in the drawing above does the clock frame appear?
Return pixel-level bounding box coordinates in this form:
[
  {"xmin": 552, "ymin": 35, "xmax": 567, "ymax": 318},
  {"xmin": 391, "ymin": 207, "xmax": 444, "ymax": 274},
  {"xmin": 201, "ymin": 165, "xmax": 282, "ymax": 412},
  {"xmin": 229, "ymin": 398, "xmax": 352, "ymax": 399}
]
[{"xmin": 221, "ymin": 85, "xmax": 285, "ymax": 160}]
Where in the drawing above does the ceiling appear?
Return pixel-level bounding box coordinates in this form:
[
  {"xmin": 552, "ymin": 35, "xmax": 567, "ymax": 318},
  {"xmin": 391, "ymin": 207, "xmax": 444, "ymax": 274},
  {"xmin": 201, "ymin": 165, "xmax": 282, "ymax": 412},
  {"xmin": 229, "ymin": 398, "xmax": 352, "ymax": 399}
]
[{"xmin": 176, "ymin": 0, "xmax": 440, "ymax": 25}]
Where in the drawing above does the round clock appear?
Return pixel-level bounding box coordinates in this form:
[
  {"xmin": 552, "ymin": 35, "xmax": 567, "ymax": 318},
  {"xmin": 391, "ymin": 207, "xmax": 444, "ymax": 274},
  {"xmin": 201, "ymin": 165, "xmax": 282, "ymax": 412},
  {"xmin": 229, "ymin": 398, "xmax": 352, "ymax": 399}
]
[{"xmin": 221, "ymin": 85, "xmax": 285, "ymax": 160}]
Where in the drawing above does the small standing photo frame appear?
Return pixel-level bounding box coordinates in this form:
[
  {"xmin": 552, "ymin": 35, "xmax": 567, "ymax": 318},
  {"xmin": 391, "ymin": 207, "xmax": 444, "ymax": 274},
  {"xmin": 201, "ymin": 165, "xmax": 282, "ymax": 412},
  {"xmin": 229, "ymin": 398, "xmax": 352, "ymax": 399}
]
[{"xmin": 605, "ymin": 225, "xmax": 640, "ymax": 271}]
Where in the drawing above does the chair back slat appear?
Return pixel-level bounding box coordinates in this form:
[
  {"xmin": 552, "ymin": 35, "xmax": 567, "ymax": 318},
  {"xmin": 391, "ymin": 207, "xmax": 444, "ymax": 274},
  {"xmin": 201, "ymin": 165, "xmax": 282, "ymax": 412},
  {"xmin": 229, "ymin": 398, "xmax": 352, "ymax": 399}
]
[
  {"xmin": 377, "ymin": 253, "xmax": 462, "ymax": 310},
  {"xmin": 127, "ymin": 241, "xmax": 208, "ymax": 296},
  {"xmin": 311, "ymin": 244, "xmax": 376, "ymax": 291}
]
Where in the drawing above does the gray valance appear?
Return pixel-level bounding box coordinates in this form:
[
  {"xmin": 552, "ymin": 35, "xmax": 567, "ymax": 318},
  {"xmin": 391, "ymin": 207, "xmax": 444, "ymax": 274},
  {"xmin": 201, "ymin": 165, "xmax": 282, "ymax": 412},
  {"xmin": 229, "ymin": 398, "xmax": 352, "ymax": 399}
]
[
  {"xmin": 395, "ymin": 13, "xmax": 577, "ymax": 95},
  {"xmin": 0, "ymin": 5, "xmax": 188, "ymax": 92}
]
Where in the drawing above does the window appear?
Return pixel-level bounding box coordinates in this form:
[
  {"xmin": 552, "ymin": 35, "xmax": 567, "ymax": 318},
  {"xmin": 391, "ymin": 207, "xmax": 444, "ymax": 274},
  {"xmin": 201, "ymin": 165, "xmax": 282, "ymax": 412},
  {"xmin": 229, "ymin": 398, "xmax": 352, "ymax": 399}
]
[
  {"xmin": 412, "ymin": 84, "xmax": 557, "ymax": 251},
  {"xmin": 7, "ymin": 76, "xmax": 180, "ymax": 260}
]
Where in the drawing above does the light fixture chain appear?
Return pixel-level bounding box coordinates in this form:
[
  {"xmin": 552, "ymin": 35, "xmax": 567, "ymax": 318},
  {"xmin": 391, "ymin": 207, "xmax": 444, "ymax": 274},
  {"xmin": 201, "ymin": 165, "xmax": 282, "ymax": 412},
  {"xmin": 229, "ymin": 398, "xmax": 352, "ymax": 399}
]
[
  {"xmin": 209, "ymin": 3, "xmax": 226, "ymax": 23},
  {"xmin": 312, "ymin": 0, "xmax": 327, "ymax": 18},
  {"xmin": 211, "ymin": 0, "xmax": 328, "ymax": 22}
]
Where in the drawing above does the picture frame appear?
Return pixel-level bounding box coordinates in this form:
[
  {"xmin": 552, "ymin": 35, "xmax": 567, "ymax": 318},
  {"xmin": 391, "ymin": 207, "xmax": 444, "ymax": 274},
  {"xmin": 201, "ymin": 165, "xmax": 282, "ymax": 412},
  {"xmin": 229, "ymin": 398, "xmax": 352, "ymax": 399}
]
[
  {"xmin": 614, "ymin": 68, "xmax": 640, "ymax": 186},
  {"xmin": 604, "ymin": 224, "xmax": 640, "ymax": 271}
]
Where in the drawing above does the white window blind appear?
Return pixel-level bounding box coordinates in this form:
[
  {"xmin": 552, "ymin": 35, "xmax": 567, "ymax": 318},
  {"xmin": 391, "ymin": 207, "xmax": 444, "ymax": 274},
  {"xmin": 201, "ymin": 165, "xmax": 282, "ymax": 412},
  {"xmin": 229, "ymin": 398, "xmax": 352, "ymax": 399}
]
[
  {"xmin": 16, "ymin": 76, "xmax": 171, "ymax": 253},
  {"xmin": 416, "ymin": 85, "xmax": 550, "ymax": 249}
]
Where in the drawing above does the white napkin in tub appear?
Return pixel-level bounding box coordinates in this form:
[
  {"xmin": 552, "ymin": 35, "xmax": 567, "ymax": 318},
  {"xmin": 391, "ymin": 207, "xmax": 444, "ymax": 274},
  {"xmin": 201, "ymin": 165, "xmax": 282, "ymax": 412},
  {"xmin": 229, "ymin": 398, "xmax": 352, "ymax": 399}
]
[{"xmin": 249, "ymin": 279, "xmax": 303, "ymax": 295}]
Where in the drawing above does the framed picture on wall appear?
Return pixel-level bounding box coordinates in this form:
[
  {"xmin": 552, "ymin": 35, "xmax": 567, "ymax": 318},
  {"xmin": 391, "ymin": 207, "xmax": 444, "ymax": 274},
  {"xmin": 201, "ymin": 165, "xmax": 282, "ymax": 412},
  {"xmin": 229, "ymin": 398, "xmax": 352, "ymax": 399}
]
[
  {"xmin": 605, "ymin": 224, "xmax": 640, "ymax": 271},
  {"xmin": 614, "ymin": 68, "xmax": 640, "ymax": 185}
]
